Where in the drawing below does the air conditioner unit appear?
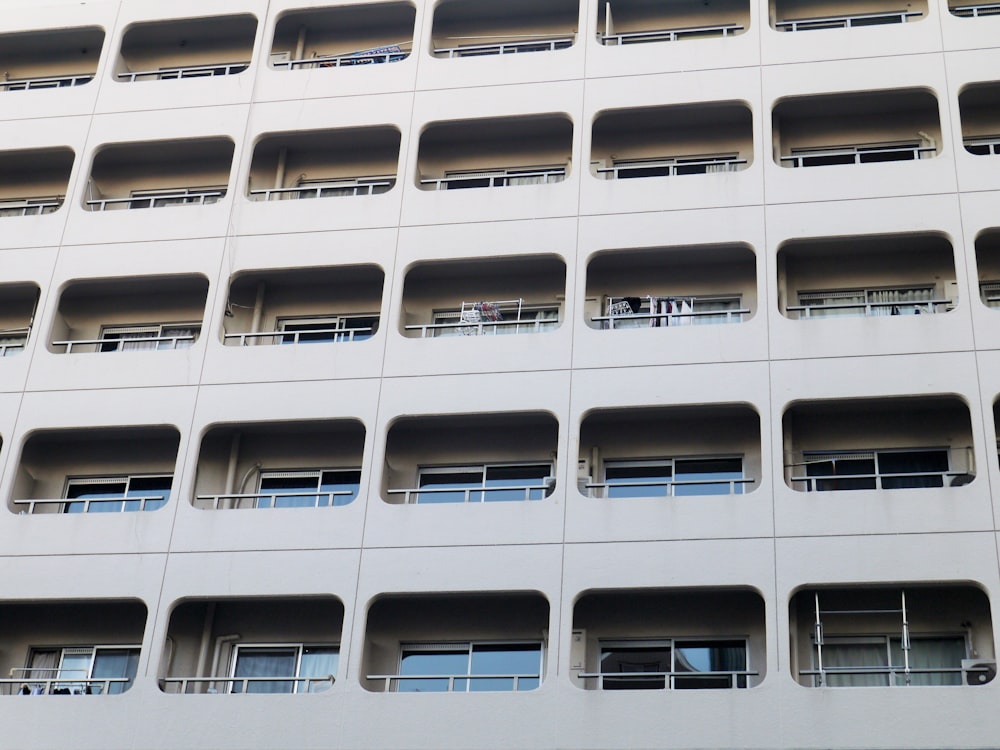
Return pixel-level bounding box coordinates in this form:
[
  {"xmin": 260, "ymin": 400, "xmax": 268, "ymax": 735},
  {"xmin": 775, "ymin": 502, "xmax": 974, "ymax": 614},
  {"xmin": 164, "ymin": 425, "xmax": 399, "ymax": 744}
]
[{"xmin": 962, "ymin": 658, "xmax": 997, "ymax": 686}]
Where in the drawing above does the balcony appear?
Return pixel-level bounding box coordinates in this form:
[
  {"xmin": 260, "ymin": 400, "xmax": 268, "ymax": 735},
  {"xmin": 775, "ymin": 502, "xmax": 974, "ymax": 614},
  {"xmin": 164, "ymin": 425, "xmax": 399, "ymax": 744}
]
[
  {"xmin": 771, "ymin": 0, "xmax": 926, "ymax": 31},
  {"xmin": 114, "ymin": 15, "xmax": 257, "ymax": 83},
  {"xmin": 0, "ymin": 26, "xmax": 102, "ymax": 92},
  {"xmin": 10, "ymin": 426, "xmax": 179, "ymax": 514},
  {"xmin": 977, "ymin": 230, "xmax": 1000, "ymax": 309},
  {"xmin": 790, "ymin": 585, "xmax": 994, "ymax": 687},
  {"xmin": 949, "ymin": 1, "xmax": 1000, "ymax": 17},
  {"xmin": 0, "ymin": 283, "xmax": 39, "ymax": 357},
  {"xmin": 363, "ymin": 593, "xmax": 548, "ymax": 692},
  {"xmin": 773, "ymin": 89, "xmax": 941, "ymax": 168},
  {"xmin": 572, "ymin": 589, "xmax": 765, "ymax": 690},
  {"xmin": 270, "ymin": 3, "xmax": 415, "ymax": 70},
  {"xmin": 959, "ymin": 82, "xmax": 1000, "ymax": 157},
  {"xmin": 49, "ymin": 275, "xmax": 207, "ymax": 354},
  {"xmin": 585, "ymin": 244, "xmax": 755, "ymax": 333},
  {"xmin": 84, "ymin": 137, "xmax": 234, "ymax": 211},
  {"xmin": 247, "ymin": 128, "xmax": 400, "ymax": 203},
  {"xmin": 160, "ymin": 598, "xmax": 342, "ymax": 694},
  {"xmin": 578, "ymin": 405, "xmax": 760, "ymax": 498},
  {"xmin": 431, "ymin": 0, "xmax": 577, "ymax": 59},
  {"xmin": 777, "ymin": 233, "xmax": 957, "ymax": 320},
  {"xmin": 591, "ymin": 102, "xmax": 752, "ymax": 181},
  {"xmin": 222, "ymin": 266, "xmax": 383, "ymax": 347},
  {"xmin": 596, "ymin": 0, "xmax": 749, "ymax": 46},
  {"xmin": 0, "ymin": 600, "xmax": 145, "ymax": 696},
  {"xmin": 782, "ymin": 397, "xmax": 975, "ymax": 492},
  {"xmin": 192, "ymin": 420, "xmax": 364, "ymax": 510},
  {"xmin": 382, "ymin": 412, "xmax": 557, "ymax": 505},
  {"xmin": 417, "ymin": 115, "xmax": 572, "ymax": 191},
  {"xmin": 0, "ymin": 147, "xmax": 74, "ymax": 218},
  {"xmin": 400, "ymin": 255, "xmax": 564, "ymax": 338}
]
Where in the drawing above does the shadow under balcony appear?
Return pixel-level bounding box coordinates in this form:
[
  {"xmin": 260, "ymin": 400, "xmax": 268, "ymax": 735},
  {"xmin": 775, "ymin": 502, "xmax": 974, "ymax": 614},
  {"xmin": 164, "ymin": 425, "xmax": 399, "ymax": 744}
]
[
  {"xmin": 573, "ymin": 588, "xmax": 765, "ymax": 690},
  {"xmin": 248, "ymin": 128, "xmax": 400, "ymax": 203},
  {"xmin": 959, "ymin": 82, "xmax": 1000, "ymax": 157},
  {"xmin": 363, "ymin": 593, "xmax": 549, "ymax": 692},
  {"xmin": 417, "ymin": 115, "xmax": 573, "ymax": 191},
  {"xmin": 400, "ymin": 255, "xmax": 565, "ymax": 339},
  {"xmin": 193, "ymin": 420, "xmax": 364, "ymax": 510},
  {"xmin": 222, "ymin": 265, "xmax": 383, "ymax": 347},
  {"xmin": 771, "ymin": 0, "xmax": 926, "ymax": 31},
  {"xmin": 773, "ymin": 89, "xmax": 941, "ymax": 168},
  {"xmin": 0, "ymin": 600, "xmax": 146, "ymax": 696},
  {"xmin": 0, "ymin": 26, "xmax": 103, "ymax": 92},
  {"xmin": 49, "ymin": 275, "xmax": 208, "ymax": 354},
  {"xmin": 114, "ymin": 14, "xmax": 257, "ymax": 83},
  {"xmin": 0, "ymin": 147, "xmax": 74, "ymax": 217},
  {"xmin": 431, "ymin": 0, "xmax": 578, "ymax": 59},
  {"xmin": 591, "ymin": 102, "xmax": 753, "ymax": 180},
  {"xmin": 790, "ymin": 585, "xmax": 994, "ymax": 687},
  {"xmin": 596, "ymin": 0, "xmax": 749, "ymax": 46},
  {"xmin": 777, "ymin": 233, "xmax": 957, "ymax": 320},
  {"xmin": 585, "ymin": 244, "xmax": 755, "ymax": 330},
  {"xmin": 11, "ymin": 426, "xmax": 180, "ymax": 515},
  {"xmin": 270, "ymin": 3, "xmax": 415, "ymax": 70},
  {"xmin": 980, "ymin": 229, "xmax": 1000, "ymax": 309},
  {"xmin": 84, "ymin": 137, "xmax": 234, "ymax": 211},
  {"xmin": 383, "ymin": 412, "xmax": 558, "ymax": 505},
  {"xmin": 782, "ymin": 396, "xmax": 975, "ymax": 492},
  {"xmin": 578, "ymin": 405, "xmax": 760, "ymax": 499},
  {"xmin": 160, "ymin": 597, "xmax": 343, "ymax": 694},
  {"xmin": 948, "ymin": 1, "xmax": 1000, "ymax": 17},
  {"xmin": 0, "ymin": 283, "xmax": 39, "ymax": 357}
]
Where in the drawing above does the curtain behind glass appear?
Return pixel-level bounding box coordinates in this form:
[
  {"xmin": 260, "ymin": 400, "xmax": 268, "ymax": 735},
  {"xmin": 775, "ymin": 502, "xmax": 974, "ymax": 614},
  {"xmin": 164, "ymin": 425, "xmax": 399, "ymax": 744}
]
[
  {"xmin": 820, "ymin": 643, "xmax": 890, "ymax": 687},
  {"xmin": 232, "ymin": 648, "xmax": 297, "ymax": 694}
]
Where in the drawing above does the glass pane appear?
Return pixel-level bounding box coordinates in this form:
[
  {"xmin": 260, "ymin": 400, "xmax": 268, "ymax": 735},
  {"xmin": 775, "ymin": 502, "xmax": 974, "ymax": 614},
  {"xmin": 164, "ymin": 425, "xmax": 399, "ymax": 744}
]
[
  {"xmin": 158, "ymin": 326, "xmax": 198, "ymax": 350},
  {"xmin": 64, "ymin": 480, "xmax": 128, "ymax": 513},
  {"xmin": 889, "ymin": 637, "xmax": 965, "ymax": 686},
  {"xmin": 599, "ymin": 645, "xmax": 669, "ymax": 690},
  {"xmin": 342, "ymin": 316, "xmax": 377, "ymax": 342},
  {"xmin": 321, "ymin": 470, "xmax": 361, "ymax": 507},
  {"xmin": 125, "ymin": 476, "xmax": 172, "ymax": 511},
  {"xmin": 674, "ymin": 458, "xmax": 744, "ymax": 496},
  {"xmin": 299, "ymin": 647, "xmax": 338, "ymax": 693},
  {"xmin": 878, "ymin": 450, "xmax": 948, "ymax": 489},
  {"xmin": 673, "ymin": 641, "xmax": 746, "ymax": 689},
  {"xmin": 232, "ymin": 648, "xmax": 298, "ymax": 694},
  {"xmin": 798, "ymin": 291, "xmax": 867, "ymax": 319},
  {"xmin": 483, "ymin": 465, "xmax": 551, "ymax": 502},
  {"xmin": 806, "ymin": 458, "xmax": 876, "ymax": 491},
  {"xmin": 605, "ymin": 463, "xmax": 672, "ymax": 498},
  {"xmin": 92, "ymin": 649, "xmax": 139, "ymax": 695},
  {"xmin": 397, "ymin": 649, "xmax": 470, "ymax": 692},
  {"xmin": 281, "ymin": 321, "xmax": 340, "ymax": 344},
  {"xmin": 820, "ymin": 642, "xmax": 890, "ymax": 687},
  {"xmin": 417, "ymin": 470, "xmax": 483, "ymax": 504},
  {"xmin": 101, "ymin": 328, "xmax": 159, "ymax": 352},
  {"xmin": 56, "ymin": 651, "xmax": 92, "ymax": 694},
  {"xmin": 470, "ymin": 644, "xmax": 542, "ymax": 692},
  {"xmin": 260, "ymin": 475, "xmax": 321, "ymax": 509}
]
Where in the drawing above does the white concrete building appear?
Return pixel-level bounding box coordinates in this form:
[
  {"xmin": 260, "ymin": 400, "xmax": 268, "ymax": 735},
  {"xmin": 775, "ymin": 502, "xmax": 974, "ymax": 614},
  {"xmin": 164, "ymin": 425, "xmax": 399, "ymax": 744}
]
[{"xmin": 0, "ymin": 0, "xmax": 998, "ymax": 748}]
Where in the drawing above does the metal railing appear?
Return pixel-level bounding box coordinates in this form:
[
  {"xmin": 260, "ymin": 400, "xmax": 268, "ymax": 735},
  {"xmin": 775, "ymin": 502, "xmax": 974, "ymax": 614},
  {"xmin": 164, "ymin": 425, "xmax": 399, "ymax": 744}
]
[
  {"xmin": 950, "ymin": 2, "xmax": 1000, "ymax": 17},
  {"xmin": 2, "ymin": 672, "xmax": 131, "ymax": 695},
  {"xmin": 595, "ymin": 157, "xmax": 747, "ymax": 178},
  {"xmin": 405, "ymin": 318, "xmax": 556, "ymax": 338},
  {"xmin": 420, "ymin": 167, "xmax": 567, "ymax": 190},
  {"xmin": 387, "ymin": 482, "xmax": 552, "ymax": 504},
  {"xmin": 780, "ymin": 144, "xmax": 936, "ymax": 168},
  {"xmin": 577, "ymin": 669, "xmax": 756, "ymax": 689},
  {"xmin": 964, "ymin": 135, "xmax": 1000, "ymax": 155},
  {"xmin": 786, "ymin": 298, "xmax": 951, "ymax": 319},
  {"xmin": 585, "ymin": 477, "xmax": 754, "ymax": 497},
  {"xmin": 433, "ymin": 37, "xmax": 573, "ymax": 58},
  {"xmin": 13, "ymin": 494, "xmax": 167, "ymax": 514},
  {"xmin": 0, "ymin": 73, "xmax": 93, "ymax": 92},
  {"xmin": 86, "ymin": 189, "xmax": 225, "ymax": 211},
  {"xmin": 51, "ymin": 334, "xmax": 197, "ymax": 353},
  {"xmin": 775, "ymin": 10, "xmax": 922, "ymax": 31},
  {"xmin": 800, "ymin": 665, "xmax": 964, "ymax": 686},
  {"xmin": 275, "ymin": 50, "xmax": 409, "ymax": 69},
  {"xmin": 160, "ymin": 675, "xmax": 334, "ymax": 694},
  {"xmin": 116, "ymin": 62, "xmax": 249, "ymax": 82},
  {"xmin": 790, "ymin": 469, "xmax": 968, "ymax": 491},
  {"xmin": 599, "ymin": 23, "xmax": 744, "ymax": 45},
  {"xmin": 196, "ymin": 490, "xmax": 354, "ymax": 510},
  {"xmin": 223, "ymin": 326, "xmax": 375, "ymax": 346},
  {"xmin": 0, "ymin": 197, "xmax": 63, "ymax": 216},
  {"xmin": 367, "ymin": 672, "xmax": 539, "ymax": 692},
  {"xmin": 0, "ymin": 329, "xmax": 29, "ymax": 357},
  {"xmin": 249, "ymin": 177, "xmax": 395, "ymax": 201},
  {"xmin": 593, "ymin": 308, "xmax": 749, "ymax": 328}
]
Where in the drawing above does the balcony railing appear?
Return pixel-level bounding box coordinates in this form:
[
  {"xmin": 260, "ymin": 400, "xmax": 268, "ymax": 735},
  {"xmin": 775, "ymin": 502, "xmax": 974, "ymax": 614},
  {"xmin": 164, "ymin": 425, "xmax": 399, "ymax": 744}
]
[
  {"xmin": 116, "ymin": 62, "xmax": 249, "ymax": 82},
  {"xmin": 951, "ymin": 2, "xmax": 1000, "ymax": 16},
  {"xmin": 367, "ymin": 672, "xmax": 539, "ymax": 691},
  {"xmin": 420, "ymin": 167, "xmax": 567, "ymax": 190},
  {"xmin": 964, "ymin": 135, "xmax": 1000, "ymax": 155},
  {"xmin": 786, "ymin": 446, "xmax": 973, "ymax": 492},
  {"xmin": 274, "ymin": 46, "xmax": 410, "ymax": 69},
  {"xmin": 0, "ymin": 73, "xmax": 93, "ymax": 92},
  {"xmin": 160, "ymin": 675, "xmax": 334, "ymax": 694},
  {"xmin": 577, "ymin": 669, "xmax": 756, "ymax": 689},
  {"xmin": 786, "ymin": 298, "xmax": 951, "ymax": 319},
  {"xmin": 86, "ymin": 188, "xmax": 226, "ymax": 211},
  {"xmin": 780, "ymin": 143, "xmax": 936, "ymax": 168},
  {"xmin": 223, "ymin": 325, "xmax": 375, "ymax": 346},
  {"xmin": 404, "ymin": 318, "xmax": 556, "ymax": 337},
  {"xmin": 387, "ymin": 482, "xmax": 552, "ymax": 504},
  {"xmin": 0, "ymin": 329, "xmax": 30, "ymax": 356},
  {"xmin": 599, "ymin": 23, "xmax": 744, "ymax": 45},
  {"xmin": 1, "ymin": 672, "xmax": 130, "ymax": 696},
  {"xmin": 0, "ymin": 197, "xmax": 63, "ymax": 217},
  {"xmin": 249, "ymin": 177, "xmax": 395, "ymax": 201},
  {"xmin": 196, "ymin": 490, "xmax": 354, "ymax": 510},
  {"xmin": 775, "ymin": 10, "xmax": 922, "ymax": 31},
  {"xmin": 433, "ymin": 37, "xmax": 573, "ymax": 58},
  {"xmin": 52, "ymin": 334, "xmax": 197, "ymax": 353},
  {"xmin": 585, "ymin": 477, "xmax": 754, "ymax": 497},
  {"xmin": 592, "ymin": 308, "xmax": 749, "ymax": 328},
  {"xmin": 13, "ymin": 495, "xmax": 167, "ymax": 514},
  {"xmin": 799, "ymin": 665, "xmax": 965, "ymax": 686},
  {"xmin": 594, "ymin": 157, "xmax": 747, "ymax": 179}
]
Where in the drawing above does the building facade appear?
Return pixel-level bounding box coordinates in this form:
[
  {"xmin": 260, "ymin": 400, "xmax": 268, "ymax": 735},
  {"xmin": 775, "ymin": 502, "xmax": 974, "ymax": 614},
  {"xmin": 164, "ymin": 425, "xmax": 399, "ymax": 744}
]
[{"xmin": 0, "ymin": 0, "xmax": 998, "ymax": 748}]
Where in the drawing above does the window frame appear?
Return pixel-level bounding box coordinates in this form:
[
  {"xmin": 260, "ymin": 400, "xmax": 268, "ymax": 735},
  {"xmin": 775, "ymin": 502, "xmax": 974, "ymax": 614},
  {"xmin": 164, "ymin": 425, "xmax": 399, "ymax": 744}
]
[
  {"xmin": 794, "ymin": 285, "xmax": 940, "ymax": 319},
  {"xmin": 228, "ymin": 642, "xmax": 339, "ymax": 694},
  {"xmin": 596, "ymin": 637, "xmax": 751, "ymax": 690},
  {"xmin": 99, "ymin": 322, "xmax": 201, "ymax": 351},
  {"xmin": 430, "ymin": 302, "xmax": 560, "ymax": 337},
  {"xmin": 599, "ymin": 456, "xmax": 747, "ymax": 498},
  {"xmin": 24, "ymin": 644, "xmax": 140, "ymax": 695},
  {"xmin": 62, "ymin": 473, "xmax": 173, "ymax": 513},
  {"xmin": 255, "ymin": 468, "xmax": 361, "ymax": 508},
  {"xmin": 797, "ymin": 448, "xmax": 951, "ymax": 491},
  {"xmin": 414, "ymin": 462, "xmax": 554, "ymax": 503},
  {"xmin": 277, "ymin": 314, "xmax": 378, "ymax": 344},
  {"xmin": 393, "ymin": 640, "xmax": 545, "ymax": 693}
]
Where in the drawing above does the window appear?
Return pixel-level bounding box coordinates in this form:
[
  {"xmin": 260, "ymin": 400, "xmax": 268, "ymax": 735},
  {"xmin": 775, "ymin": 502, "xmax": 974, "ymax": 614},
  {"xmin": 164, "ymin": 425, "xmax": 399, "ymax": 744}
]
[
  {"xmin": 293, "ymin": 176, "xmax": 395, "ymax": 198},
  {"xmin": 21, "ymin": 646, "xmax": 139, "ymax": 695},
  {"xmin": 278, "ymin": 315, "xmax": 378, "ymax": 344},
  {"xmin": 393, "ymin": 642, "xmax": 542, "ymax": 692},
  {"xmin": 813, "ymin": 636, "xmax": 966, "ymax": 687},
  {"xmin": 603, "ymin": 295, "xmax": 744, "ymax": 328},
  {"xmin": 0, "ymin": 328, "xmax": 28, "ymax": 356},
  {"xmin": 799, "ymin": 449, "xmax": 950, "ymax": 491},
  {"xmin": 601, "ymin": 457, "xmax": 746, "ymax": 498},
  {"xmin": 794, "ymin": 286, "xmax": 939, "ymax": 318},
  {"xmin": 597, "ymin": 639, "xmax": 749, "ymax": 690},
  {"xmin": 414, "ymin": 463, "xmax": 553, "ymax": 503},
  {"xmin": 230, "ymin": 644, "xmax": 338, "ymax": 694},
  {"xmin": 0, "ymin": 197, "xmax": 63, "ymax": 217},
  {"xmin": 99, "ymin": 323, "xmax": 200, "ymax": 351},
  {"xmin": 981, "ymin": 281, "xmax": 1000, "ymax": 308},
  {"xmin": 605, "ymin": 154, "xmax": 743, "ymax": 179},
  {"xmin": 127, "ymin": 187, "xmax": 226, "ymax": 209},
  {"xmin": 431, "ymin": 301, "xmax": 559, "ymax": 337},
  {"xmin": 437, "ymin": 166, "xmax": 567, "ymax": 190},
  {"xmin": 63, "ymin": 475, "xmax": 172, "ymax": 513},
  {"xmin": 255, "ymin": 470, "xmax": 360, "ymax": 508}
]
